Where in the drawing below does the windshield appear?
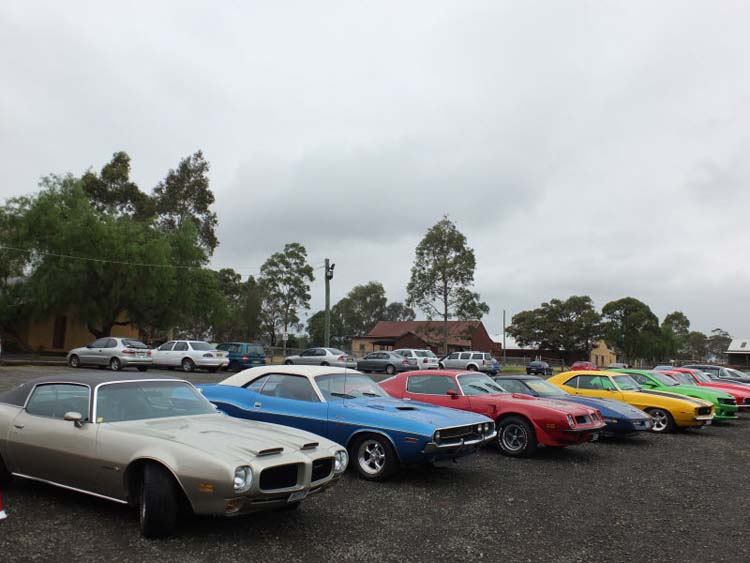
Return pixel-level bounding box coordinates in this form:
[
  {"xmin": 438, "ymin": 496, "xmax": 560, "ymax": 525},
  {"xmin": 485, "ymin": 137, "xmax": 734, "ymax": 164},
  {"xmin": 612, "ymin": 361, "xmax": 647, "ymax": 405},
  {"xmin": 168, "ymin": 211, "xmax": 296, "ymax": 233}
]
[
  {"xmin": 315, "ymin": 373, "xmax": 387, "ymax": 400},
  {"xmin": 458, "ymin": 373, "xmax": 507, "ymax": 395},
  {"xmin": 415, "ymin": 351, "xmax": 433, "ymax": 358},
  {"xmin": 189, "ymin": 341, "xmax": 215, "ymax": 351},
  {"xmin": 96, "ymin": 381, "xmax": 216, "ymax": 422},
  {"xmin": 247, "ymin": 344, "xmax": 264, "ymax": 355},
  {"xmin": 691, "ymin": 370, "xmax": 712, "ymax": 383},
  {"xmin": 669, "ymin": 372, "xmax": 694, "ymax": 385},
  {"xmin": 612, "ymin": 375, "xmax": 640, "ymax": 391},
  {"xmin": 652, "ymin": 372, "xmax": 680, "ymax": 386},
  {"xmin": 327, "ymin": 349, "xmax": 346, "ymax": 356},
  {"xmin": 122, "ymin": 339, "xmax": 148, "ymax": 349},
  {"xmin": 726, "ymin": 368, "xmax": 750, "ymax": 380},
  {"xmin": 525, "ymin": 379, "xmax": 567, "ymax": 397}
]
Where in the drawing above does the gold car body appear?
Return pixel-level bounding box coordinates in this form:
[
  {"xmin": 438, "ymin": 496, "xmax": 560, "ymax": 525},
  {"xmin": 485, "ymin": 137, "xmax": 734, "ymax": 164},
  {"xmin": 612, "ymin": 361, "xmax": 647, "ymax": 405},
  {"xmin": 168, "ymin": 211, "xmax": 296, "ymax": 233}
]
[
  {"xmin": 548, "ymin": 371, "xmax": 715, "ymax": 428},
  {"xmin": 0, "ymin": 375, "xmax": 346, "ymax": 516}
]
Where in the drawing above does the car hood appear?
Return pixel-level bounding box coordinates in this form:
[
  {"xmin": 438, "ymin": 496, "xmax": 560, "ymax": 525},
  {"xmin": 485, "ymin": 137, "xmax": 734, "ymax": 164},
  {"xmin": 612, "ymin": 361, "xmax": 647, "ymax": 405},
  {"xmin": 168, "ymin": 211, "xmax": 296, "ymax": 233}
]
[
  {"xmin": 331, "ymin": 396, "xmax": 491, "ymax": 428},
  {"xmin": 107, "ymin": 413, "xmax": 336, "ymax": 462},
  {"xmin": 542, "ymin": 395, "xmax": 649, "ymax": 419},
  {"xmin": 665, "ymin": 385, "xmax": 733, "ymax": 400},
  {"xmin": 469, "ymin": 393, "xmax": 596, "ymax": 416}
]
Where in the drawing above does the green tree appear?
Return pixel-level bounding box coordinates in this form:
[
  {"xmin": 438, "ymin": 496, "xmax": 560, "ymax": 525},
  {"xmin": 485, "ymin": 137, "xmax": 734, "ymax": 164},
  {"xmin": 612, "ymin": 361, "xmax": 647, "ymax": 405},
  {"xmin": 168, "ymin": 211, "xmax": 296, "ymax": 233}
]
[
  {"xmin": 508, "ymin": 296, "xmax": 602, "ymax": 359},
  {"xmin": 601, "ymin": 297, "xmax": 661, "ymax": 362},
  {"xmin": 707, "ymin": 328, "xmax": 732, "ymax": 359},
  {"xmin": 406, "ymin": 216, "xmax": 488, "ymax": 353},
  {"xmin": 81, "ymin": 151, "xmax": 154, "ymax": 219},
  {"xmin": 335, "ymin": 282, "xmax": 388, "ymax": 337},
  {"xmin": 660, "ymin": 311, "xmax": 690, "ymax": 358},
  {"xmin": 384, "ymin": 301, "xmax": 416, "ymax": 322},
  {"xmin": 153, "ymin": 150, "xmax": 218, "ymax": 254},
  {"xmin": 307, "ymin": 309, "xmax": 345, "ymax": 348},
  {"xmin": 258, "ymin": 243, "xmax": 315, "ymax": 345},
  {"xmin": 686, "ymin": 331, "xmax": 709, "ymax": 360}
]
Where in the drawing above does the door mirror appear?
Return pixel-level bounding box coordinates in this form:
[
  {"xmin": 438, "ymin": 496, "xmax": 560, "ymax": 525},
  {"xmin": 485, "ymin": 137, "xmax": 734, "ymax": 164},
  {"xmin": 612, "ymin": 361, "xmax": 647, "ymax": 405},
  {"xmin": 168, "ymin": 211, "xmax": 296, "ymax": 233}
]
[
  {"xmin": 446, "ymin": 390, "xmax": 459, "ymax": 400},
  {"xmin": 64, "ymin": 412, "xmax": 84, "ymax": 428}
]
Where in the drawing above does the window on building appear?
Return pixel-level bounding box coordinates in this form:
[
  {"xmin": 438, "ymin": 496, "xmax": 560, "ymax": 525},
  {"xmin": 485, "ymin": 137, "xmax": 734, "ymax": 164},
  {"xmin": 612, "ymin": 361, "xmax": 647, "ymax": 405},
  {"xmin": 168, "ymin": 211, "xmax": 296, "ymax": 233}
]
[{"xmin": 52, "ymin": 316, "xmax": 67, "ymax": 349}]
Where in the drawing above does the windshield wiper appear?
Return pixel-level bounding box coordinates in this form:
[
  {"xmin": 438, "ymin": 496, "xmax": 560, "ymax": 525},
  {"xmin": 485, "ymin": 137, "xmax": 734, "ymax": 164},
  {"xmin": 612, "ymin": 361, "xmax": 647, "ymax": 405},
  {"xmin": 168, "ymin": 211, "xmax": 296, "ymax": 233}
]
[{"xmin": 330, "ymin": 392, "xmax": 356, "ymax": 399}]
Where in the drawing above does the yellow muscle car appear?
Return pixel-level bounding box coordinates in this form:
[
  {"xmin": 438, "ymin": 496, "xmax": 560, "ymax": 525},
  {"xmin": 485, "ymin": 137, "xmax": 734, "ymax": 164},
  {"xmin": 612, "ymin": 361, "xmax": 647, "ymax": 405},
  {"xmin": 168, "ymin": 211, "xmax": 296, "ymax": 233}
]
[{"xmin": 547, "ymin": 370, "xmax": 714, "ymax": 432}]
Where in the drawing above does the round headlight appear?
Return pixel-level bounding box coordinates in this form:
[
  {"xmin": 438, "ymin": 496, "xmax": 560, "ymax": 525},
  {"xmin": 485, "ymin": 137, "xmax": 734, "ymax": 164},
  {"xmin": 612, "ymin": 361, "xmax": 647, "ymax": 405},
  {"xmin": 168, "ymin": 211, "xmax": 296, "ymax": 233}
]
[
  {"xmin": 484, "ymin": 423, "xmax": 491, "ymax": 432},
  {"xmin": 334, "ymin": 450, "xmax": 349, "ymax": 473},
  {"xmin": 233, "ymin": 466, "xmax": 253, "ymax": 493},
  {"xmin": 566, "ymin": 414, "xmax": 575, "ymax": 428},
  {"xmin": 434, "ymin": 430, "xmax": 441, "ymax": 441},
  {"xmin": 476, "ymin": 424, "xmax": 482, "ymax": 433}
]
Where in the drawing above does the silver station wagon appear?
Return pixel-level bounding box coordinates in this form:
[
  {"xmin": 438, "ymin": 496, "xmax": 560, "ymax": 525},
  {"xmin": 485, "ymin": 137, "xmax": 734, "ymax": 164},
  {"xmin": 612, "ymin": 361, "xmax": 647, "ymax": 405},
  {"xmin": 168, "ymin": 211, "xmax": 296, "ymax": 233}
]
[{"xmin": 0, "ymin": 374, "xmax": 348, "ymax": 538}]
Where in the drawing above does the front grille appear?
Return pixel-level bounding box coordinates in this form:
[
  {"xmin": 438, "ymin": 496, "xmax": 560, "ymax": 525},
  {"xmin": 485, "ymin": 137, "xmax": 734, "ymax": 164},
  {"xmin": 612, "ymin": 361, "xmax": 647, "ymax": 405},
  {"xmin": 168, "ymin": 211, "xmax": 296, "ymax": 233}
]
[
  {"xmin": 259, "ymin": 463, "xmax": 300, "ymax": 491},
  {"xmin": 439, "ymin": 425, "xmax": 476, "ymax": 440},
  {"xmin": 311, "ymin": 458, "xmax": 333, "ymax": 482},
  {"xmin": 697, "ymin": 407, "xmax": 712, "ymax": 416},
  {"xmin": 575, "ymin": 415, "xmax": 591, "ymax": 425},
  {"xmin": 744, "ymin": 398, "xmax": 750, "ymax": 405},
  {"xmin": 718, "ymin": 398, "xmax": 736, "ymax": 405}
]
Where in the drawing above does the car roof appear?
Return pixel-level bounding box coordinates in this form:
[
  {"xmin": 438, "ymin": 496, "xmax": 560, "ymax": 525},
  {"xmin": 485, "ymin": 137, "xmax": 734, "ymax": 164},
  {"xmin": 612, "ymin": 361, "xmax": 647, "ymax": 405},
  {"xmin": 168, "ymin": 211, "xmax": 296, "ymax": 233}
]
[
  {"xmin": 0, "ymin": 373, "xmax": 184, "ymax": 406},
  {"xmin": 220, "ymin": 365, "xmax": 364, "ymax": 386},
  {"xmin": 495, "ymin": 374, "xmax": 540, "ymax": 380}
]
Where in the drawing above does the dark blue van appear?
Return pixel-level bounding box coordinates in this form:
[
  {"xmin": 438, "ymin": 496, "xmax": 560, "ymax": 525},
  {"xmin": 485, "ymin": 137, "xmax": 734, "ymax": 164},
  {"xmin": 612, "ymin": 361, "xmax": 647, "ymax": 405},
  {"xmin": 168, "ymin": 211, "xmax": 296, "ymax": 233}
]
[{"xmin": 215, "ymin": 342, "xmax": 267, "ymax": 371}]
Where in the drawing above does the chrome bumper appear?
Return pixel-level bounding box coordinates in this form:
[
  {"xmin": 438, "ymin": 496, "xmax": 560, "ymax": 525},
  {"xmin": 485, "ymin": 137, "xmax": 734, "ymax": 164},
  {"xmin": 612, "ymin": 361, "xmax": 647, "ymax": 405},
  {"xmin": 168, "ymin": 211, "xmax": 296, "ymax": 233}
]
[{"xmin": 423, "ymin": 430, "xmax": 497, "ymax": 454}]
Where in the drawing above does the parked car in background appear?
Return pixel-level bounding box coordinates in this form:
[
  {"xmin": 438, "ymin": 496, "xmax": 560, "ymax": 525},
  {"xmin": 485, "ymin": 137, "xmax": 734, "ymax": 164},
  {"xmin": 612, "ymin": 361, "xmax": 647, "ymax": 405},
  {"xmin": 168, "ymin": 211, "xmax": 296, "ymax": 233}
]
[
  {"xmin": 571, "ymin": 361, "xmax": 598, "ymax": 371},
  {"xmin": 357, "ymin": 351, "xmax": 415, "ymax": 374},
  {"xmin": 380, "ymin": 370, "xmax": 605, "ymax": 457},
  {"xmin": 608, "ymin": 363, "xmax": 629, "ymax": 369},
  {"xmin": 526, "ymin": 361, "xmax": 553, "ymax": 376},
  {"xmin": 610, "ymin": 369, "xmax": 738, "ymax": 421},
  {"xmin": 0, "ymin": 374, "xmax": 348, "ymax": 538},
  {"xmin": 151, "ymin": 340, "xmax": 228, "ymax": 373},
  {"xmin": 547, "ymin": 370, "xmax": 715, "ymax": 432},
  {"xmin": 494, "ymin": 375, "xmax": 653, "ymax": 436},
  {"xmin": 67, "ymin": 337, "xmax": 152, "ymax": 372},
  {"xmin": 394, "ymin": 349, "xmax": 440, "ymax": 370},
  {"xmin": 284, "ymin": 348, "xmax": 356, "ymax": 369},
  {"xmin": 439, "ymin": 351, "xmax": 494, "ymax": 373},
  {"xmin": 198, "ymin": 366, "xmax": 496, "ymax": 481},
  {"xmin": 216, "ymin": 341, "xmax": 266, "ymax": 372},
  {"xmin": 682, "ymin": 364, "xmax": 750, "ymax": 385},
  {"xmin": 661, "ymin": 368, "xmax": 750, "ymax": 408}
]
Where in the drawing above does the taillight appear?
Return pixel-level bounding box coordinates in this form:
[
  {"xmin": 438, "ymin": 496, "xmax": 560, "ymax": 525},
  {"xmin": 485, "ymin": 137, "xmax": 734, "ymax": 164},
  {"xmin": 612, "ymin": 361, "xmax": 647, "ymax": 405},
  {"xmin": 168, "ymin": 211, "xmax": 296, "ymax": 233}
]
[
  {"xmin": 122, "ymin": 349, "xmax": 135, "ymax": 355},
  {"xmin": 402, "ymin": 359, "xmax": 408, "ymax": 365},
  {"xmin": 243, "ymin": 355, "xmax": 249, "ymax": 361},
  {"xmin": 423, "ymin": 358, "xmax": 428, "ymax": 363},
  {"xmin": 337, "ymin": 355, "xmax": 345, "ymax": 361},
  {"xmin": 203, "ymin": 353, "xmax": 213, "ymax": 357},
  {"xmin": 147, "ymin": 350, "xmax": 152, "ymax": 356}
]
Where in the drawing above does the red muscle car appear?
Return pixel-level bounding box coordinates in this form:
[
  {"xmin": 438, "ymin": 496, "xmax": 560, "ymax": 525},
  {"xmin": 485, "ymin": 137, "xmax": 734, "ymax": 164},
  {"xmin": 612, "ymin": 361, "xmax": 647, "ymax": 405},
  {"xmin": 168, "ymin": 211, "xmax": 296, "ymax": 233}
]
[
  {"xmin": 660, "ymin": 368, "xmax": 750, "ymax": 411},
  {"xmin": 379, "ymin": 370, "xmax": 605, "ymax": 457}
]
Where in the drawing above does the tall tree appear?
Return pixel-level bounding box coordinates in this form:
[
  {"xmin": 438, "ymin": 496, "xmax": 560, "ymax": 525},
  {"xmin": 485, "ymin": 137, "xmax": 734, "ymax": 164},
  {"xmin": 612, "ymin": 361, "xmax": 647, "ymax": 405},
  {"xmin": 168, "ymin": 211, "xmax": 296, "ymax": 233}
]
[
  {"xmin": 153, "ymin": 150, "xmax": 218, "ymax": 254},
  {"xmin": 661, "ymin": 311, "xmax": 690, "ymax": 358},
  {"xmin": 384, "ymin": 301, "xmax": 416, "ymax": 322},
  {"xmin": 508, "ymin": 296, "xmax": 602, "ymax": 358},
  {"xmin": 258, "ymin": 243, "xmax": 315, "ymax": 345},
  {"xmin": 686, "ymin": 331, "xmax": 709, "ymax": 360},
  {"xmin": 81, "ymin": 151, "xmax": 154, "ymax": 219},
  {"xmin": 707, "ymin": 328, "xmax": 732, "ymax": 359},
  {"xmin": 335, "ymin": 282, "xmax": 388, "ymax": 337},
  {"xmin": 406, "ymin": 216, "xmax": 488, "ymax": 353},
  {"xmin": 601, "ymin": 297, "xmax": 661, "ymax": 362}
]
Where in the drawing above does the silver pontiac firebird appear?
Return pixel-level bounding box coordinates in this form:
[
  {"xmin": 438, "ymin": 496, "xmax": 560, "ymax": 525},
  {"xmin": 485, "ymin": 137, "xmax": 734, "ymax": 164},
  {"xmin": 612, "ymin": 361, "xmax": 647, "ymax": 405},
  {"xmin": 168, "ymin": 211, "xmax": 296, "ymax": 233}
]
[{"xmin": 0, "ymin": 374, "xmax": 348, "ymax": 538}]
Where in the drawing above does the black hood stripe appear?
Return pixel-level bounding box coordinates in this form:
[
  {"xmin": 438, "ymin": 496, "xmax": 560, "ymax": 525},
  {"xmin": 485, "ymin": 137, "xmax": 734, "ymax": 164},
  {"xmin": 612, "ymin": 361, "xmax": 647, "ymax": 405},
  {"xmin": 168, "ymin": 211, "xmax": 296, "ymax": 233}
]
[{"xmin": 638, "ymin": 389, "xmax": 707, "ymax": 406}]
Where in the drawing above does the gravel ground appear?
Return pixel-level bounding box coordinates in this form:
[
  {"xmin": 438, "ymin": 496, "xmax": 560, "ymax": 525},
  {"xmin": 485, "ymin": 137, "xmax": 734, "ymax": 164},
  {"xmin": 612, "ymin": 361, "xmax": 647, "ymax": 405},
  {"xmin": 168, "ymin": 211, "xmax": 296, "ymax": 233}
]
[{"xmin": 1, "ymin": 365, "xmax": 749, "ymax": 563}]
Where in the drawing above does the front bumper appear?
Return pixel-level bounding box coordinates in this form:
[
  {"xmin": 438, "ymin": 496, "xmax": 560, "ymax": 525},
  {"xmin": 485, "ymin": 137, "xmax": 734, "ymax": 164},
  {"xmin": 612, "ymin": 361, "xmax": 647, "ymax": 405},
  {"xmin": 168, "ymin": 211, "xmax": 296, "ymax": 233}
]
[
  {"xmin": 422, "ymin": 430, "xmax": 497, "ymax": 457},
  {"xmin": 195, "ymin": 358, "xmax": 229, "ymax": 368}
]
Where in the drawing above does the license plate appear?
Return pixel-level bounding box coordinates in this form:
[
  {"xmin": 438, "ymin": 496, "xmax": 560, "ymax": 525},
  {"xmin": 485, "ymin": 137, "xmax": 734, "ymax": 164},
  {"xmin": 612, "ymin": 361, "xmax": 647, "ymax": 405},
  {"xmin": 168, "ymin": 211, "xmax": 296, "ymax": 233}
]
[
  {"xmin": 590, "ymin": 433, "xmax": 599, "ymax": 442},
  {"xmin": 217, "ymin": 353, "xmax": 224, "ymax": 358},
  {"xmin": 704, "ymin": 420, "xmax": 712, "ymax": 425},
  {"xmin": 288, "ymin": 490, "xmax": 308, "ymax": 503}
]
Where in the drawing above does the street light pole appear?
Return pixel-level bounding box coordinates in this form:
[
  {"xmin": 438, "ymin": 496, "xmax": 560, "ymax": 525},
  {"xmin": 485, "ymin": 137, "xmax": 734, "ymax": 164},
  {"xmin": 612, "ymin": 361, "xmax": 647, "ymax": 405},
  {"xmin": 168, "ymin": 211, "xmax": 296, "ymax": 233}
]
[
  {"xmin": 502, "ymin": 309, "xmax": 507, "ymax": 367},
  {"xmin": 324, "ymin": 259, "xmax": 335, "ymax": 347}
]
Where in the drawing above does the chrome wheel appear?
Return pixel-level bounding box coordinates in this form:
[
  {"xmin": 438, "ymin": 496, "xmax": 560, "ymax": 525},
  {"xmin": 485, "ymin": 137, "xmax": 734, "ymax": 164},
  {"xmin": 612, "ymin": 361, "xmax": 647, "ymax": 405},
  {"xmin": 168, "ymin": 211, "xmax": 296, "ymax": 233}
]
[
  {"xmin": 357, "ymin": 439, "xmax": 387, "ymax": 476},
  {"xmin": 385, "ymin": 364, "xmax": 395, "ymax": 375},
  {"xmin": 69, "ymin": 355, "xmax": 80, "ymax": 368},
  {"xmin": 648, "ymin": 409, "xmax": 670, "ymax": 432},
  {"xmin": 110, "ymin": 357, "xmax": 122, "ymax": 371},
  {"xmin": 500, "ymin": 423, "xmax": 528, "ymax": 453},
  {"xmin": 182, "ymin": 358, "xmax": 195, "ymax": 372}
]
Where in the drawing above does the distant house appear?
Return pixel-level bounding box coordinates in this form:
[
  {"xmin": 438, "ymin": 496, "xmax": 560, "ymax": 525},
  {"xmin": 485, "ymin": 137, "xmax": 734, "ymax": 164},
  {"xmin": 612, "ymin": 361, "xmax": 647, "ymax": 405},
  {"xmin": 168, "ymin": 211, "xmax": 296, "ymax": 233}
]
[
  {"xmin": 351, "ymin": 321, "xmax": 494, "ymax": 357},
  {"xmin": 727, "ymin": 339, "xmax": 750, "ymax": 368},
  {"xmin": 589, "ymin": 340, "xmax": 617, "ymax": 367}
]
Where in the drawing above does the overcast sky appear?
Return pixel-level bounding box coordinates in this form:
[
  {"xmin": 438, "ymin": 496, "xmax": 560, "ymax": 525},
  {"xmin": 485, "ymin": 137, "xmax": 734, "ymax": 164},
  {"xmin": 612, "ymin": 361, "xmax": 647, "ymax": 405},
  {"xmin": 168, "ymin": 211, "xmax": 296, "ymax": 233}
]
[{"xmin": 2, "ymin": 1, "xmax": 749, "ymax": 337}]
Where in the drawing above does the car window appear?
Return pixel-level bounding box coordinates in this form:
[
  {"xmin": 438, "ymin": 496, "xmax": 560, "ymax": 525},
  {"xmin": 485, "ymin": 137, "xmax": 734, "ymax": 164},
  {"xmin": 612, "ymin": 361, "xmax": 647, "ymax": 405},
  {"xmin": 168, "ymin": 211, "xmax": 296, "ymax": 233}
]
[
  {"xmin": 458, "ymin": 373, "xmax": 507, "ymax": 395},
  {"xmin": 96, "ymin": 381, "xmax": 215, "ymax": 422},
  {"xmin": 300, "ymin": 349, "xmax": 316, "ymax": 357},
  {"xmin": 26, "ymin": 383, "xmax": 90, "ymax": 420},
  {"xmin": 260, "ymin": 374, "xmax": 319, "ymax": 402},
  {"xmin": 365, "ymin": 353, "xmax": 377, "ymax": 359},
  {"xmin": 565, "ymin": 376, "xmax": 580, "ymax": 388},
  {"xmin": 91, "ymin": 338, "xmax": 110, "ymax": 348},
  {"xmin": 459, "ymin": 353, "xmax": 471, "ymax": 360},
  {"xmin": 122, "ymin": 339, "xmax": 148, "ymax": 349},
  {"xmin": 407, "ymin": 375, "xmax": 459, "ymax": 395},
  {"xmin": 158, "ymin": 341, "xmax": 175, "ymax": 351},
  {"xmin": 471, "ymin": 353, "xmax": 483, "ymax": 360},
  {"xmin": 497, "ymin": 379, "xmax": 528, "ymax": 393},
  {"xmin": 448, "ymin": 353, "xmax": 459, "ymax": 360},
  {"xmin": 105, "ymin": 338, "xmax": 117, "ymax": 348},
  {"xmin": 189, "ymin": 341, "xmax": 214, "ymax": 351},
  {"xmin": 576, "ymin": 376, "xmax": 614, "ymax": 390},
  {"xmin": 244, "ymin": 374, "xmax": 272, "ymax": 392},
  {"xmin": 316, "ymin": 349, "xmax": 329, "ymax": 356},
  {"xmin": 248, "ymin": 344, "xmax": 264, "ymax": 355},
  {"xmin": 216, "ymin": 343, "xmax": 229, "ymax": 351},
  {"xmin": 173, "ymin": 342, "xmax": 188, "ymax": 352}
]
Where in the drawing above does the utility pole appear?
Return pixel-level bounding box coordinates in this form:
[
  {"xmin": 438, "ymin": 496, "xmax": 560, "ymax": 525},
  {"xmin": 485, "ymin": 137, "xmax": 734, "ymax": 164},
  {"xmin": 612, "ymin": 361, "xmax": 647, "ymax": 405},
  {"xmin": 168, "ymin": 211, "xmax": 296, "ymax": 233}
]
[
  {"xmin": 502, "ymin": 309, "xmax": 507, "ymax": 367},
  {"xmin": 324, "ymin": 259, "xmax": 335, "ymax": 347}
]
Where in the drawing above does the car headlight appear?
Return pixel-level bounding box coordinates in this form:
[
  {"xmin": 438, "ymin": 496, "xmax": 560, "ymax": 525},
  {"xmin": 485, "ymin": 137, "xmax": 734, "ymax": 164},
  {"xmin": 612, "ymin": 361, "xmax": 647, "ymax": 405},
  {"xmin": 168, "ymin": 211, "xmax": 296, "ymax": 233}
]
[
  {"xmin": 334, "ymin": 450, "xmax": 349, "ymax": 473},
  {"xmin": 484, "ymin": 423, "xmax": 491, "ymax": 432},
  {"xmin": 475, "ymin": 424, "xmax": 483, "ymax": 433},
  {"xmin": 434, "ymin": 430, "xmax": 441, "ymax": 441},
  {"xmin": 566, "ymin": 414, "xmax": 575, "ymax": 428},
  {"xmin": 603, "ymin": 418, "xmax": 618, "ymax": 424},
  {"xmin": 233, "ymin": 466, "xmax": 253, "ymax": 493}
]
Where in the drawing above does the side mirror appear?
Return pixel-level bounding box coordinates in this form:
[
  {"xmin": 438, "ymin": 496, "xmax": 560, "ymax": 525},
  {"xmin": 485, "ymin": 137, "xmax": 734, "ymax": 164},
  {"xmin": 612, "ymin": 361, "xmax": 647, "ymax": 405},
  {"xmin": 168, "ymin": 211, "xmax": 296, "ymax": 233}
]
[
  {"xmin": 64, "ymin": 412, "xmax": 84, "ymax": 428},
  {"xmin": 446, "ymin": 390, "xmax": 459, "ymax": 400}
]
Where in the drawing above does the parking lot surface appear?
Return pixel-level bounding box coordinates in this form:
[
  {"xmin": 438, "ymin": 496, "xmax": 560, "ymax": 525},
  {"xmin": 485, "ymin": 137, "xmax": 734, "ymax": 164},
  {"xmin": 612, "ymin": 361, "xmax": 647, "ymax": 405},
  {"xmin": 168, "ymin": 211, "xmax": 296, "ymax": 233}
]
[{"xmin": 1, "ymin": 366, "xmax": 749, "ymax": 562}]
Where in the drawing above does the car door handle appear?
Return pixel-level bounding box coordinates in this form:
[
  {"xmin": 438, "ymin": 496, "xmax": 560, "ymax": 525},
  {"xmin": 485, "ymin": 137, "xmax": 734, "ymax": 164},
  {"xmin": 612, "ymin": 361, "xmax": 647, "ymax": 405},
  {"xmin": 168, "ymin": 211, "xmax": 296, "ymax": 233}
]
[
  {"xmin": 13, "ymin": 424, "xmax": 24, "ymax": 429},
  {"xmin": 254, "ymin": 402, "xmax": 262, "ymax": 408}
]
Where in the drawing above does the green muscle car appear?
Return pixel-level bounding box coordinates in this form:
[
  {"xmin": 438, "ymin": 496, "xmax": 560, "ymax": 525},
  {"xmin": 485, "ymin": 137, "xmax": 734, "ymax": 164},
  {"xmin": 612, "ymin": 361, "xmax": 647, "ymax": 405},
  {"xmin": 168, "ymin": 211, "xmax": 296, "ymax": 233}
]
[
  {"xmin": 0, "ymin": 374, "xmax": 348, "ymax": 538},
  {"xmin": 609, "ymin": 369, "xmax": 738, "ymax": 421}
]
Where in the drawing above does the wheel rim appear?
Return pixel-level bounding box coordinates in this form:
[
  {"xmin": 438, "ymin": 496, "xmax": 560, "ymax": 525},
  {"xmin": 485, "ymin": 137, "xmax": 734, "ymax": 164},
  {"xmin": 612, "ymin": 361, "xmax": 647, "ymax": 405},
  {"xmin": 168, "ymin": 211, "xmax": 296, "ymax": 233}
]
[
  {"xmin": 111, "ymin": 358, "xmax": 120, "ymax": 371},
  {"xmin": 386, "ymin": 365, "xmax": 394, "ymax": 374},
  {"xmin": 183, "ymin": 359, "xmax": 193, "ymax": 371},
  {"xmin": 358, "ymin": 439, "xmax": 386, "ymax": 475},
  {"xmin": 468, "ymin": 365, "xmax": 477, "ymax": 371},
  {"xmin": 70, "ymin": 356, "xmax": 79, "ymax": 367},
  {"xmin": 650, "ymin": 409, "xmax": 669, "ymax": 432},
  {"xmin": 500, "ymin": 423, "xmax": 528, "ymax": 452}
]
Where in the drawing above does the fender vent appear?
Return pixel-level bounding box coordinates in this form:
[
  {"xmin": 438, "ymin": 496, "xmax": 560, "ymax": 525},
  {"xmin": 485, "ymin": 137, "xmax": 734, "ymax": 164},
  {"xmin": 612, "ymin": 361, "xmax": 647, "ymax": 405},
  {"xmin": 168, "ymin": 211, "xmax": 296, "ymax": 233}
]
[{"xmin": 257, "ymin": 447, "xmax": 284, "ymax": 457}]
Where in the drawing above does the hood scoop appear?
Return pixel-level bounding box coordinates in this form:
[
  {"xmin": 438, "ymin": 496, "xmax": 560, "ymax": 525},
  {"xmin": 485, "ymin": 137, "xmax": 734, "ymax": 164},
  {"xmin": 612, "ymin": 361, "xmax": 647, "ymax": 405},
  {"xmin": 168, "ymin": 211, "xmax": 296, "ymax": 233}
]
[
  {"xmin": 395, "ymin": 406, "xmax": 417, "ymax": 411},
  {"xmin": 301, "ymin": 442, "xmax": 319, "ymax": 450},
  {"xmin": 257, "ymin": 447, "xmax": 284, "ymax": 457}
]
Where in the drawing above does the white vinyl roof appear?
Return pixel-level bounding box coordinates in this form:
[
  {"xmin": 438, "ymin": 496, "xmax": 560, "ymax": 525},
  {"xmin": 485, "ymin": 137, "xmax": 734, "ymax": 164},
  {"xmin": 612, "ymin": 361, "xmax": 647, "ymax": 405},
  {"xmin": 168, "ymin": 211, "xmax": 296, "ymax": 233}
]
[{"xmin": 219, "ymin": 365, "xmax": 363, "ymax": 387}]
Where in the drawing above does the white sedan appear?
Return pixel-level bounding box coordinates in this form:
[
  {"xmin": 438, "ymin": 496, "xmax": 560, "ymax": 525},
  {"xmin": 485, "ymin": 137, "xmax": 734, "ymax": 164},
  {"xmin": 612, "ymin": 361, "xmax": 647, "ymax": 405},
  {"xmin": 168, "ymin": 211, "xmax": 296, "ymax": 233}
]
[{"xmin": 151, "ymin": 340, "xmax": 229, "ymax": 372}]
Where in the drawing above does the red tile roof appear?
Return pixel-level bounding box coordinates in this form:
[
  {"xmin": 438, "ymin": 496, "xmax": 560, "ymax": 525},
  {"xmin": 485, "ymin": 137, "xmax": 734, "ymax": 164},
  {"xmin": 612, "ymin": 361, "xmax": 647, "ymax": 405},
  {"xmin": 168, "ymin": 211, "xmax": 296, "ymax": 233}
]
[{"xmin": 365, "ymin": 321, "xmax": 483, "ymax": 347}]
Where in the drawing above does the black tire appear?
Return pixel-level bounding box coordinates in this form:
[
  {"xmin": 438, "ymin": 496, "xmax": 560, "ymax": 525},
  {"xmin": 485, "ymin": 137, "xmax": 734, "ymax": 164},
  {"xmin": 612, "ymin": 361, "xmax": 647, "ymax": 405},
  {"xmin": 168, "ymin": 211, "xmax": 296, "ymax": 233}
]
[
  {"xmin": 0, "ymin": 452, "xmax": 12, "ymax": 486},
  {"xmin": 140, "ymin": 463, "xmax": 179, "ymax": 538},
  {"xmin": 137, "ymin": 367, "xmax": 148, "ymax": 372},
  {"xmin": 110, "ymin": 357, "xmax": 122, "ymax": 372},
  {"xmin": 349, "ymin": 434, "xmax": 398, "ymax": 481},
  {"xmin": 467, "ymin": 364, "xmax": 478, "ymax": 371},
  {"xmin": 228, "ymin": 361, "xmax": 239, "ymax": 372},
  {"xmin": 321, "ymin": 361, "xmax": 329, "ymax": 367},
  {"xmin": 497, "ymin": 416, "xmax": 538, "ymax": 457},
  {"xmin": 207, "ymin": 367, "xmax": 218, "ymax": 373},
  {"xmin": 645, "ymin": 407, "xmax": 676, "ymax": 433},
  {"xmin": 385, "ymin": 364, "xmax": 395, "ymax": 375},
  {"xmin": 438, "ymin": 362, "xmax": 445, "ymax": 369},
  {"xmin": 182, "ymin": 358, "xmax": 195, "ymax": 373},
  {"xmin": 68, "ymin": 354, "xmax": 81, "ymax": 368},
  {"xmin": 284, "ymin": 360, "xmax": 294, "ymax": 365}
]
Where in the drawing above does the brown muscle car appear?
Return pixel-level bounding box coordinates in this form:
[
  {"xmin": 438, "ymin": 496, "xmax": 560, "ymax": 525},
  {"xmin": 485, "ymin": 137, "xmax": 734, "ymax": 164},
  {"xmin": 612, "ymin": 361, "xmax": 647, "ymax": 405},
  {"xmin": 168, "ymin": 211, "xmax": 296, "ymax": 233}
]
[{"xmin": 0, "ymin": 374, "xmax": 348, "ymax": 538}]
